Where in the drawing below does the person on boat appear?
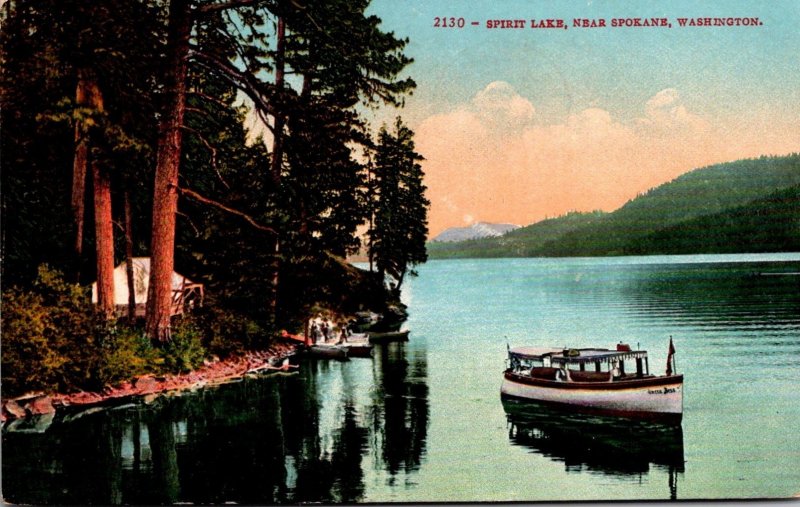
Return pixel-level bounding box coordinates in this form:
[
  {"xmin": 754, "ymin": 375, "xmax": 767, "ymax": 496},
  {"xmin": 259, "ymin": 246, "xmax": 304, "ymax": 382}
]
[{"xmin": 611, "ymin": 361, "xmax": 622, "ymax": 380}]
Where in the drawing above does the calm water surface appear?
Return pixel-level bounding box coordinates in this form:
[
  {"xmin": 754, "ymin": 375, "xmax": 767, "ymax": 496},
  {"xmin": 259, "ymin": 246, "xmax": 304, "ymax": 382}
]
[{"xmin": 3, "ymin": 254, "xmax": 800, "ymax": 503}]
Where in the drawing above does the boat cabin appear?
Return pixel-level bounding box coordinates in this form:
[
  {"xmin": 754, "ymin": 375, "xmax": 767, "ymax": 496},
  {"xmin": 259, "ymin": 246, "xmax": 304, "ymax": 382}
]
[{"xmin": 507, "ymin": 345, "xmax": 651, "ymax": 382}]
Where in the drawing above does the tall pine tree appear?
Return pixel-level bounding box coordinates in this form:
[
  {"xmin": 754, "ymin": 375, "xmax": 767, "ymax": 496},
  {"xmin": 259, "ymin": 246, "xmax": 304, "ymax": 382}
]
[{"xmin": 370, "ymin": 118, "xmax": 429, "ymax": 293}]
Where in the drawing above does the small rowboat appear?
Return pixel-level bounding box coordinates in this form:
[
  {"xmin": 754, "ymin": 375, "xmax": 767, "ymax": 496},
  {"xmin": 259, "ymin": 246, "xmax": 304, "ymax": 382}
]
[
  {"xmin": 339, "ymin": 342, "xmax": 374, "ymax": 357},
  {"xmin": 366, "ymin": 329, "xmax": 410, "ymax": 343},
  {"xmin": 335, "ymin": 333, "xmax": 374, "ymax": 357},
  {"xmin": 306, "ymin": 344, "xmax": 349, "ymax": 361},
  {"xmin": 501, "ymin": 341, "xmax": 683, "ymax": 423}
]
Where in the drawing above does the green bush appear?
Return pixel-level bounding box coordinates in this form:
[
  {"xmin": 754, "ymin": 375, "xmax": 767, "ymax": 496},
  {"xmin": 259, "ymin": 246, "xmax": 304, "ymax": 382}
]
[
  {"xmin": 2, "ymin": 266, "xmax": 157, "ymax": 395},
  {"xmin": 1, "ymin": 288, "xmax": 70, "ymax": 395},
  {"xmin": 155, "ymin": 318, "xmax": 206, "ymax": 373},
  {"xmin": 97, "ymin": 324, "xmax": 157, "ymax": 386},
  {"xmin": 1, "ymin": 266, "xmax": 107, "ymax": 394},
  {"xmin": 193, "ymin": 306, "xmax": 267, "ymax": 357}
]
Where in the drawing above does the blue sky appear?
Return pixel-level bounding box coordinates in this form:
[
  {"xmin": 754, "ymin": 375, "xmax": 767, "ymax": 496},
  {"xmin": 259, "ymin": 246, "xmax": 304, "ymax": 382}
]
[{"xmin": 370, "ymin": 0, "xmax": 799, "ymax": 123}]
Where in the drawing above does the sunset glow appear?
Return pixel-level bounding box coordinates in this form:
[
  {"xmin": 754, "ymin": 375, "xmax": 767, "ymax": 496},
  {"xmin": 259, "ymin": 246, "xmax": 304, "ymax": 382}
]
[{"xmin": 369, "ymin": 0, "xmax": 800, "ymax": 236}]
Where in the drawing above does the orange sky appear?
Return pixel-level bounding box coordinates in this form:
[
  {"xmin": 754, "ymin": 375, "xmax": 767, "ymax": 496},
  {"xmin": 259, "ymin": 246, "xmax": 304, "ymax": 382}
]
[{"xmin": 414, "ymin": 83, "xmax": 799, "ymax": 237}]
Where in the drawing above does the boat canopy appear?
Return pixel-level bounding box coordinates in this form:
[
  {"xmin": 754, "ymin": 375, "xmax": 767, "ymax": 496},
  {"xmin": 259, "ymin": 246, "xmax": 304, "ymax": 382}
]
[
  {"xmin": 508, "ymin": 347, "xmax": 564, "ymax": 360},
  {"xmin": 509, "ymin": 346, "xmax": 648, "ymax": 364}
]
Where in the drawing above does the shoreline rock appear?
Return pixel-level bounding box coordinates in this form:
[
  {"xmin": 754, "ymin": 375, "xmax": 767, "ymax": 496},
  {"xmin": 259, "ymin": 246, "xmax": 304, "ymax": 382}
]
[{"xmin": 2, "ymin": 341, "xmax": 300, "ymax": 422}]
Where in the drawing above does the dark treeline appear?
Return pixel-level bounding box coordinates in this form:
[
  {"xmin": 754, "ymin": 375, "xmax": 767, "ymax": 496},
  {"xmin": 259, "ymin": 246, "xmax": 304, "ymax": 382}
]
[
  {"xmin": 1, "ymin": 0, "xmax": 428, "ymax": 395},
  {"xmin": 429, "ymin": 155, "xmax": 800, "ymax": 259}
]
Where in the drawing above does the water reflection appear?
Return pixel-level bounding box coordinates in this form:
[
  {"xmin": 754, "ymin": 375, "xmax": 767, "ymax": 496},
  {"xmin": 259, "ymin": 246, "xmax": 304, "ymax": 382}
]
[
  {"xmin": 372, "ymin": 343, "xmax": 429, "ymax": 479},
  {"xmin": 615, "ymin": 262, "xmax": 800, "ymax": 331},
  {"xmin": 2, "ymin": 343, "xmax": 430, "ymax": 504},
  {"xmin": 502, "ymin": 398, "xmax": 685, "ymax": 499}
]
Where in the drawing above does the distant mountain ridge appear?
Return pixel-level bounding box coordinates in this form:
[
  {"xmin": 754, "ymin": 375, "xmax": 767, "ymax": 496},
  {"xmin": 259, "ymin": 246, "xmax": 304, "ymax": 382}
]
[
  {"xmin": 428, "ymin": 154, "xmax": 800, "ymax": 258},
  {"xmin": 431, "ymin": 222, "xmax": 520, "ymax": 242}
]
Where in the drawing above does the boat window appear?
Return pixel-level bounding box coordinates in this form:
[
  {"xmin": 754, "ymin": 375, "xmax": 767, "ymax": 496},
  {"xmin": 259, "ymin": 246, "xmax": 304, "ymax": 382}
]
[{"xmin": 510, "ymin": 357, "xmax": 545, "ymax": 372}]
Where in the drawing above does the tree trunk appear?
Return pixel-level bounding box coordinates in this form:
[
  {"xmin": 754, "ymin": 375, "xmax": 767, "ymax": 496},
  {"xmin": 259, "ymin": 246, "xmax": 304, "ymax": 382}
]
[
  {"xmin": 124, "ymin": 189, "xmax": 136, "ymax": 323},
  {"xmin": 93, "ymin": 159, "xmax": 116, "ymax": 319},
  {"xmin": 80, "ymin": 72, "xmax": 116, "ymax": 320},
  {"xmin": 270, "ymin": 16, "xmax": 285, "ymax": 186},
  {"xmin": 71, "ymin": 71, "xmax": 90, "ymax": 282},
  {"xmin": 145, "ymin": 0, "xmax": 192, "ymax": 341},
  {"xmin": 395, "ymin": 267, "xmax": 406, "ymax": 292},
  {"xmin": 297, "ymin": 73, "xmax": 312, "ymax": 236},
  {"xmin": 367, "ymin": 164, "xmax": 374, "ymax": 272},
  {"xmin": 266, "ymin": 16, "xmax": 286, "ymax": 324}
]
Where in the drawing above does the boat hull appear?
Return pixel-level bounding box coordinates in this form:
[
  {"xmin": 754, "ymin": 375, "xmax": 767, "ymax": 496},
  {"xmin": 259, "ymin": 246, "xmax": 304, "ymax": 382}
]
[
  {"xmin": 340, "ymin": 343, "xmax": 374, "ymax": 357},
  {"xmin": 501, "ymin": 371, "xmax": 683, "ymax": 422},
  {"xmin": 306, "ymin": 344, "xmax": 349, "ymax": 360},
  {"xmin": 367, "ymin": 330, "xmax": 410, "ymax": 343}
]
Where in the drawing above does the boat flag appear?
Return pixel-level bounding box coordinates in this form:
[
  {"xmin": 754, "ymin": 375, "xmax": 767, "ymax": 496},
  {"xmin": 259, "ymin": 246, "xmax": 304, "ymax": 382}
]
[{"xmin": 666, "ymin": 336, "xmax": 676, "ymax": 376}]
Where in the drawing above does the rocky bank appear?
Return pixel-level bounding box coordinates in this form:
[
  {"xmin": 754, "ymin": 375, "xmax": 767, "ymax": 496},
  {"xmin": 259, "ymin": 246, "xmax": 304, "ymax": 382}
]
[{"xmin": 1, "ymin": 340, "xmax": 300, "ymax": 423}]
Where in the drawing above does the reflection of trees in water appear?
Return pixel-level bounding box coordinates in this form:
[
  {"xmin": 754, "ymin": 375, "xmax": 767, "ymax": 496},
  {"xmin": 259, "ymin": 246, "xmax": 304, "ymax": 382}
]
[
  {"xmin": 288, "ymin": 362, "xmax": 369, "ymax": 504},
  {"xmin": 291, "ymin": 401, "xmax": 369, "ymax": 503},
  {"xmin": 2, "ymin": 380, "xmax": 296, "ymax": 504},
  {"xmin": 147, "ymin": 412, "xmax": 179, "ymax": 504},
  {"xmin": 3, "ymin": 410, "xmax": 124, "ymax": 504},
  {"xmin": 2, "ymin": 344, "xmax": 430, "ymax": 504},
  {"xmin": 373, "ymin": 343, "xmax": 429, "ymax": 478}
]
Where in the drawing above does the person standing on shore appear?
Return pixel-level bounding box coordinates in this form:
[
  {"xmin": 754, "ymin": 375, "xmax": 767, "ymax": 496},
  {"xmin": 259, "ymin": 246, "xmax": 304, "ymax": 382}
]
[{"xmin": 321, "ymin": 321, "xmax": 330, "ymax": 342}]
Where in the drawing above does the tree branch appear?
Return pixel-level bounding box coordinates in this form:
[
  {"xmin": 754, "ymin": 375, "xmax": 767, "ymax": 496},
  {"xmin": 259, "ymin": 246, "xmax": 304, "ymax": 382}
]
[
  {"xmin": 172, "ymin": 184, "xmax": 277, "ymax": 235},
  {"xmin": 187, "ymin": 90, "xmax": 234, "ymax": 110},
  {"xmin": 195, "ymin": 0, "xmax": 263, "ymax": 16},
  {"xmin": 185, "ymin": 105, "xmax": 219, "ymax": 122},
  {"xmin": 180, "ymin": 125, "xmax": 230, "ymax": 189},
  {"xmin": 176, "ymin": 210, "xmax": 201, "ymax": 237},
  {"xmin": 189, "ymin": 49, "xmax": 278, "ymax": 120}
]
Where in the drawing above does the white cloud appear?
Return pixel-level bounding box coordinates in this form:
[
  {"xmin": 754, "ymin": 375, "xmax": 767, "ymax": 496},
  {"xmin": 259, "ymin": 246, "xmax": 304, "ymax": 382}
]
[
  {"xmin": 472, "ymin": 81, "xmax": 535, "ymax": 130},
  {"xmin": 637, "ymin": 88, "xmax": 710, "ymax": 134}
]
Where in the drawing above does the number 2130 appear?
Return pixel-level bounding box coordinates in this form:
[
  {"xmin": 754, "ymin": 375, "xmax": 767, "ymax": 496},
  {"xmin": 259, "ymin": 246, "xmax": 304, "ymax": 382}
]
[{"xmin": 434, "ymin": 17, "xmax": 465, "ymax": 28}]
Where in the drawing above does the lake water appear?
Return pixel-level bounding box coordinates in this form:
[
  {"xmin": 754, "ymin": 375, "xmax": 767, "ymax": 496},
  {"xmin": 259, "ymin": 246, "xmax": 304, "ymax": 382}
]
[{"xmin": 3, "ymin": 254, "xmax": 800, "ymax": 503}]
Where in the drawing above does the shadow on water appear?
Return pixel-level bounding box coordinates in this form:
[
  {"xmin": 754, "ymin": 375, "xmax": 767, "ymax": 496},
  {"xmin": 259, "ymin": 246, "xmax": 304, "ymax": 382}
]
[
  {"xmin": 502, "ymin": 398, "xmax": 685, "ymax": 500},
  {"xmin": 2, "ymin": 343, "xmax": 430, "ymax": 505}
]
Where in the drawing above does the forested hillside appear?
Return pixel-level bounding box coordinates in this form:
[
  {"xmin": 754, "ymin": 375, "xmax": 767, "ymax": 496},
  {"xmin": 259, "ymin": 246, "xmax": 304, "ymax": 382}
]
[
  {"xmin": 626, "ymin": 185, "xmax": 800, "ymax": 255},
  {"xmin": 429, "ymin": 155, "xmax": 800, "ymax": 259}
]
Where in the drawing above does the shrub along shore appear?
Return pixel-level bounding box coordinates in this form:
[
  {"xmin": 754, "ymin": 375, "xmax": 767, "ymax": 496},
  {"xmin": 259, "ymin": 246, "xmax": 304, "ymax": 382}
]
[
  {"xmin": 1, "ymin": 267, "xmax": 302, "ymax": 422},
  {"xmin": 2, "ymin": 343, "xmax": 299, "ymax": 422}
]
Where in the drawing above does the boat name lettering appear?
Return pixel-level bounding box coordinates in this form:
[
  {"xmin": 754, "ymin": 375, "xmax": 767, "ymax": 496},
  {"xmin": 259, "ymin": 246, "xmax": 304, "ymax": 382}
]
[{"xmin": 647, "ymin": 387, "xmax": 678, "ymax": 395}]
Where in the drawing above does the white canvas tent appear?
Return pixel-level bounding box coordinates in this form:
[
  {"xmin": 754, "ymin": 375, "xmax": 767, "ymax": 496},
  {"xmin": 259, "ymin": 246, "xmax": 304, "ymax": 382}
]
[{"xmin": 91, "ymin": 257, "xmax": 203, "ymax": 317}]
